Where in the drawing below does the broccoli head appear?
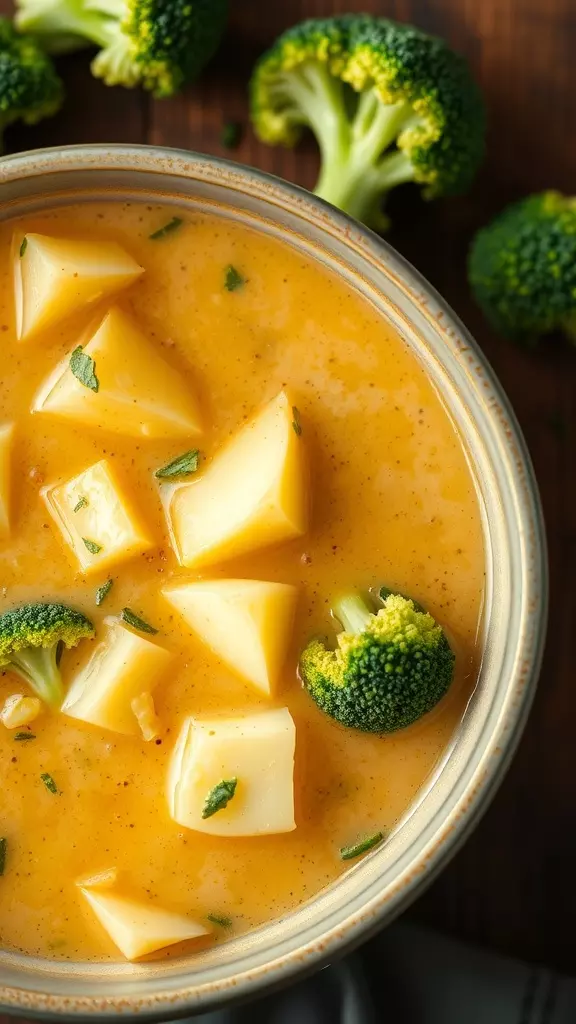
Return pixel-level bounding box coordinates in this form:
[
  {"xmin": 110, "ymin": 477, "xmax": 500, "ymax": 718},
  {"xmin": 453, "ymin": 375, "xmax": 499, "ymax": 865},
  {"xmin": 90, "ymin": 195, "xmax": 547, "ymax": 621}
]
[
  {"xmin": 250, "ymin": 15, "xmax": 485, "ymax": 230},
  {"xmin": 300, "ymin": 590, "xmax": 454, "ymax": 733},
  {"xmin": 15, "ymin": 0, "xmax": 228, "ymax": 97},
  {"xmin": 0, "ymin": 602, "xmax": 95, "ymax": 708},
  {"xmin": 0, "ymin": 17, "xmax": 63, "ymax": 153},
  {"xmin": 469, "ymin": 191, "xmax": 576, "ymax": 344}
]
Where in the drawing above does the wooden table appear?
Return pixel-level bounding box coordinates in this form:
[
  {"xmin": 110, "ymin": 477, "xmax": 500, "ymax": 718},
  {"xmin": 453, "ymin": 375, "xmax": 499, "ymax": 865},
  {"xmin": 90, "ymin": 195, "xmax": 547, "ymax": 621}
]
[{"xmin": 1, "ymin": 0, "xmax": 575, "ymax": 977}]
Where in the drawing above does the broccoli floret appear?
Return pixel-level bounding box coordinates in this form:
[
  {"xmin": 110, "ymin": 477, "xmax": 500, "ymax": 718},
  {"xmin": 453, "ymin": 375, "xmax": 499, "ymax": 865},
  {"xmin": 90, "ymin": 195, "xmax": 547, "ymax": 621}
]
[
  {"xmin": 0, "ymin": 602, "xmax": 95, "ymax": 708},
  {"xmin": 250, "ymin": 15, "xmax": 485, "ymax": 230},
  {"xmin": 0, "ymin": 17, "xmax": 63, "ymax": 153},
  {"xmin": 299, "ymin": 591, "xmax": 454, "ymax": 733},
  {"xmin": 15, "ymin": 0, "xmax": 228, "ymax": 97},
  {"xmin": 469, "ymin": 191, "xmax": 576, "ymax": 344}
]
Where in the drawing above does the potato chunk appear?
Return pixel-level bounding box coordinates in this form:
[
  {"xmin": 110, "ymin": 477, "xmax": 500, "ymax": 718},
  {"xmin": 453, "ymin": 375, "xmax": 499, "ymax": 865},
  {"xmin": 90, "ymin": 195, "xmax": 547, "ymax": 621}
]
[
  {"xmin": 14, "ymin": 233, "xmax": 143, "ymax": 341},
  {"xmin": 0, "ymin": 423, "xmax": 14, "ymax": 537},
  {"xmin": 42, "ymin": 458, "xmax": 153, "ymax": 574},
  {"xmin": 167, "ymin": 391, "xmax": 307, "ymax": 567},
  {"xmin": 62, "ymin": 619, "xmax": 172, "ymax": 735},
  {"xmin": 167, "ymin": 708, "xmax": 296, "ymax": 836},
  {"xmin": 79, "ymin": 888, "xmax": 208, "ymax": 960},
  {"xmin": 163, "ymin": 580, "xmax": 298, "ymax": 696},
  {"xmin": 33, "ymin": 307, "xmax": 202, "ymax": 439}
]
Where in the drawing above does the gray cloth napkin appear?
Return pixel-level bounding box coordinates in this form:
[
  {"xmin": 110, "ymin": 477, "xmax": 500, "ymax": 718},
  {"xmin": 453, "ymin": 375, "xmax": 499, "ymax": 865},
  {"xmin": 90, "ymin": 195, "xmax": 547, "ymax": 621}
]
[{"xmin": 191, "ymin": 922, "xmax": 576, "ymax": 1023}]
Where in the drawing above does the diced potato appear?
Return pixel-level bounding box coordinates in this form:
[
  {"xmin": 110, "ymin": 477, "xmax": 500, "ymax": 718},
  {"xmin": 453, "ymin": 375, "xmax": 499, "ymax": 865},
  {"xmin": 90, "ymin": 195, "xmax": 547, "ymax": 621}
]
[
  {"xmin": 33, "ymin": 307, "xmax": 202, "ymax": 439},
  {"xmin": 163, "ymin": 580, "xmax": 298, "ymax": 696},
  {"xmin": 0, "ymin": 423, "xmax": 14, "ymax": 537},
  {"xmin": 79, "ymin": 888, "xmax": 208, "ymax": 960},
  {"xmin": 1, "ymin": 694, "xmax": 42, "ymax": 729},
  {"xmin": 42, "ymin": 458, "xmax": 153, "ymax": 574},
  {"xmin": 167, "ymin": 707, "xmax": 296, "ymax": 837},
  {"xmin": 62, "ymin": 619, "xmax": 172, "ymax": 736},
  {"xmin": 131, "ymin": 691, "xmax": 161, "ymax": 741},
  {"xmin": 14, "ymin": 233, "xmax": 144, "ymax": 341},
  {"xmin": 167, "ymin": 391, "xmax": 307, "ymax": 567}
]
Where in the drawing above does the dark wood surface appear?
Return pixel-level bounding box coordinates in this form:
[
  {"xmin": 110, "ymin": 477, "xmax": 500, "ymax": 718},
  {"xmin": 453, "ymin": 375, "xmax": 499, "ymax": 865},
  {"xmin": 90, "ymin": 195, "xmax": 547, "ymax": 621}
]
[{"xmin": 1, "ymin": 0, "xmax": 575, "ymax": 976}]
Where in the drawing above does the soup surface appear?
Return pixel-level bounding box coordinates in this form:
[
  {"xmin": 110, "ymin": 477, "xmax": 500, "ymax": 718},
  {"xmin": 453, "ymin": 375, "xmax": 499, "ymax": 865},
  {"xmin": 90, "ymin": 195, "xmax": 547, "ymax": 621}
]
[{"xmin": 0, "ymin": 200, "xmax": 484, "ymax": 961}]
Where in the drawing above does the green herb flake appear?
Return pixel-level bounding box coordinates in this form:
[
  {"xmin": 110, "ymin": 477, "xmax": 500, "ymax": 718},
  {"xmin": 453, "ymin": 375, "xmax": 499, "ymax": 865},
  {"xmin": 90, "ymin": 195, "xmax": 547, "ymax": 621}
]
[
  {"xmin": 41, "ymin": 772, "xmax": 58, "ymax": 795},
  {"xmin": 221, "ymin": 121, "xmax": 242, "ymax": 150},
  {"xmin": 0, "ymin": 837, "xmax": 6, "ymax": 876},
  {"xmin": 340, "ymin": 831, "xmax": 384, "ymax": 861},
  {"xmin": 224, "ymin": 265, "xmax": 245, "ymax": 292},
  {"xmin": 95, "ymin": 579, "xmax": 114, "ymax": 606},
  {"xmin": 292, "ymin": 406, "xmax": 302, "ymax": 436},
  {"xmin": 121, "ymin": 607, "xmax": 158, "ymax": 635},
  {"xmin": 207, "ymin": 913, "xmax": 232, "ymax": 928},
  {"xmin": 14, "ymin": 732, "xmax": 36, "ymax": 741},
  {"xmin": 149, "ymin": 217, "xmax": 183, "ymax": 241},
  {"xmin": 82, "ymin": 537, "xmax": 102, "ymax": 555},
  {"xmin": 19, "ymin": 237, "xmax": 27, "ymax": 258},
  {"xmin": 70, "ymin": 346, "xmax": 99, "ymax": 392},
  {"xmin": 73, "ymin": 496, "xmax": 88, "ymax": 513},
  {"xmin": 202, "ymin": 778, "xmax": 237, "ymax": 819},
  {"xmin": 155, "ymin": 449, "xmax": 200, "ymax": 480}
]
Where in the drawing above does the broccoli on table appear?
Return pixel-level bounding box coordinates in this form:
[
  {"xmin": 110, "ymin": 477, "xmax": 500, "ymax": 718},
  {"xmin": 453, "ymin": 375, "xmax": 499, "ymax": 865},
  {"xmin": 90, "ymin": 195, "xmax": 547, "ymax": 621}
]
[
  {"xmin": 299, "ymin": 590, "xmax": 454, "ymax": 733},
  {"xmin": 250, "ymin": 15, "xmax": 485, "ymax": 231},
  {"xmin": 0, "ymin": 603, "xmax": 95, "ymax": 708},
  {"xmin": 0, "ymin": 17, "xmax": 63, "ymax": 153},
  {"xmin": 15, "ymin": 0, "xmax": 228, "ymax": 97},
  {"xmin": 469, "ymin": 191, "xmax": 576, "ymax": 344}
]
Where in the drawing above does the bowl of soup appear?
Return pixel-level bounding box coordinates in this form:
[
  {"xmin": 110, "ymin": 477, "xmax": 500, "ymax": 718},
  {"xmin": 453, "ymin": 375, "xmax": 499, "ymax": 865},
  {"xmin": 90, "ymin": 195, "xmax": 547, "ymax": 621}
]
[{"xmin": 0, "ymin": 145, "xmax": 546, "ymax": 1018}]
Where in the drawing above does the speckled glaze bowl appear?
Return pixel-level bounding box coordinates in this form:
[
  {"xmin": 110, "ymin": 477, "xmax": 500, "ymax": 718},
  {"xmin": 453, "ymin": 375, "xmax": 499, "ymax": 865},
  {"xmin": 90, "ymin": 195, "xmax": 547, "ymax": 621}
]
[{"xmin": 0, "ymin": 145, "xmax": 547, "ymax": 1020}]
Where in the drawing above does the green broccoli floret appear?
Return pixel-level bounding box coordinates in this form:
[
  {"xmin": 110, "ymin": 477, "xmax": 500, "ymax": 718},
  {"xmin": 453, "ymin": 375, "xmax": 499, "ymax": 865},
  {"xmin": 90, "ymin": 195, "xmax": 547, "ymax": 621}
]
[
  {"xmin": 250, "ymin": 15, "xmax": 485, "ymax": 230},
  {"xmin": 0, "ymin": 603, "xmax": 95, "ymax": 708},
  {"xmin": 15, "ymin": 0, "xmax": 228, "ymax": 97},
  {"xmin": 299, "ymin": 591, "xmax": 454, "ymax": 733},
  {"xmin": 469, "ymin": 191, "xmax": 576, "ymax": 344},
  {"xmin": 0, "ymin": 17, "xmax": 63, "ymax": 153}
]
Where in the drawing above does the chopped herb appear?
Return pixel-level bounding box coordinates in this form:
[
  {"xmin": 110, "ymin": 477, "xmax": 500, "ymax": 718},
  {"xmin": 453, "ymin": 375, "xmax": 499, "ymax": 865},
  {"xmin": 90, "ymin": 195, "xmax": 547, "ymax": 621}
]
[
  {"xmin": 155, "ymin": 449, "xmax": 200, "ymax": 480},
  {"xmin": 0, "ymin": 837, "xmax": 6, "ymax": 876},
  {"xmin": 202, "ymin": 778, "xmax": 237, "ymax": 819},
  {"xmin": 207, "ymin": 913, "xmax": 232, "ymax": 928},
  {"xmin": 41, "ymin": 772, "xmax": 58, "ymax": 795},
  {"xmin": 149, "ymin": 217, "xmax": 183, "ymax": 240},
  {"xmin": 82, "ymin": 537, "xmax": 102, "ymax": 555},
  {"xmin": 19, "ymin": 237, "xmax": 27, "ymax": 258},
  {"xmin": 340, "ymin": 831, "xmax": 384, "ymax": 861},
  {"xmin": 121, "ymin": 607, "xmax": 158, "ymax": 635},
  {"xmin": 292, "ymin": 406, "xmax": 302, "ymax": 436},
  {"xmin": 95, "ymin": 579, "xmax": 114, "ymax": 606},
  {"xmin": 73, "ymin": 496, "xmax": 88, "ymax": 513},
  {"xmin": 70, "ymin": 346, "xmax": 99, "ymax": 392},
  {"xmin": 221, "ymin": 121, "xmax": 242, "ymax": 149},
  {"xmin": 224, "ymin": 265, "xmax": 245, "ymax": 292},
  {"xmin": 14, "ymin": 732, "xmax": 36, "ymax": 741}
]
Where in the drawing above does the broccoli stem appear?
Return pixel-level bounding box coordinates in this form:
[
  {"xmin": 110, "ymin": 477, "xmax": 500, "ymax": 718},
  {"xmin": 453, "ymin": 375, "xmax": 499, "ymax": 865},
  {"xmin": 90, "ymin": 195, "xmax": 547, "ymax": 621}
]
[
  {"xmin": 8, "ymin": 647, "xmax": 64, "ymax": 708},
  {"xmin": 16, "ymin": 0, "xmax": 125, "ymax": 53},
  {"xmin": 333, "ymin": 594, "xmax": 373, "ymax": 634}
]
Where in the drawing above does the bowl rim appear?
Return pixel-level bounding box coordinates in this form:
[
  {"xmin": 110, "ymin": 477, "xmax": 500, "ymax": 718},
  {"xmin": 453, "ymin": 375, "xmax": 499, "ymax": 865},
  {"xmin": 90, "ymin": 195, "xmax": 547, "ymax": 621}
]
[{"xmin": 0, "ymin": 144, "xmax": 548, "ymax": 1019}]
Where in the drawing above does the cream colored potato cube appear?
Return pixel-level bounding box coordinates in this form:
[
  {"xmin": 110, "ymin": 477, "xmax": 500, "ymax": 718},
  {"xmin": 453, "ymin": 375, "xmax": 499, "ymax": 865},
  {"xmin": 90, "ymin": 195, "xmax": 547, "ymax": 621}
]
[
  {"xmin": 167, "ymin": 708, "xmax": 296, "ymax": 836},
  {"xmin": 167, "ymin": 391, "xmax": 307, "ymax": 567},
  {"xmin": 79, "ymin": 888, "xmax": 208, "ymax": 960},
  {"xmin": 0, "ymin": 423, "xmax": 14, "ymax": 537},
  {"xmin": 33, "ymin": 307, "xmax": 202, "ymax": 439},
  {"xmin": 62, "ymin": 619, "xmax": 172, "ymax": 736},
  {"xmin": 42, "ymin": 458, "xmax": 153, "ymax": 574},
  {"xmin": 163, "ymin": 580, "xmax": 298, "ymax": 696},
  {"xmin": 14, "ymin": 233, "xmax": 143, "ymax": 341}
]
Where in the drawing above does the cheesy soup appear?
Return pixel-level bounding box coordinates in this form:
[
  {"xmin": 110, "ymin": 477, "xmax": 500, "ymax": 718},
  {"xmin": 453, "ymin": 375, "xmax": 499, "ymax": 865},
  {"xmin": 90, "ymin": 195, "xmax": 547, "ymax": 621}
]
[{"xmin": 0, "ymin": 200, "xmax": 484, "ymax": 962}]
